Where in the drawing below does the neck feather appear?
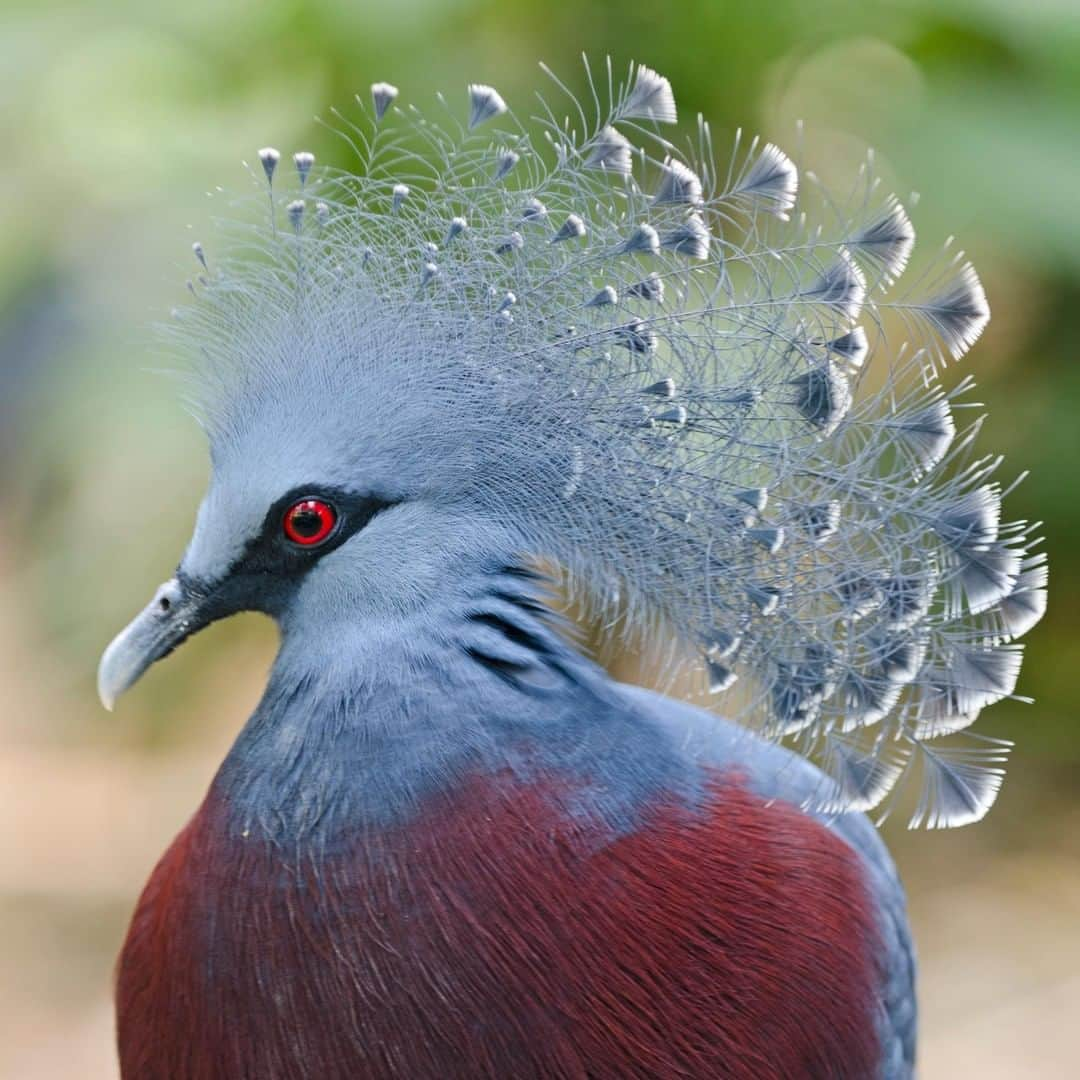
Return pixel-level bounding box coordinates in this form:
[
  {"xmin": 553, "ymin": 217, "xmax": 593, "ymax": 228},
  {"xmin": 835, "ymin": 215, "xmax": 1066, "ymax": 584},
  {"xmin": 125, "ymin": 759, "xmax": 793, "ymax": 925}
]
[{"xmin": 209, "ymin": 561, "xmax": 682, "ymax": 842}]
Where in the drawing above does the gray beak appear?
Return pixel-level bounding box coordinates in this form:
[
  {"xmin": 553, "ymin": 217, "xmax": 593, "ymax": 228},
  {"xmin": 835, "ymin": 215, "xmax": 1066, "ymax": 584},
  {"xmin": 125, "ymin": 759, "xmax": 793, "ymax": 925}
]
[{"xmin": 97, "ymin": 577, "xmax": 208, "ymax": 710}]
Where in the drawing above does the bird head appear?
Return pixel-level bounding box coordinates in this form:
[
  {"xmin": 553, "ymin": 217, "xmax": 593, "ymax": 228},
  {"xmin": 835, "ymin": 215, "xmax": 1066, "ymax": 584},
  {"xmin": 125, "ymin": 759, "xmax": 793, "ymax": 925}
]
[
  {"xmin": 96, "ymin": 297, "xmax": 531, "ymax": 708},
  {"xmin": 97, "ymin": 61, "xmax": 1045, "ymax": 827}
]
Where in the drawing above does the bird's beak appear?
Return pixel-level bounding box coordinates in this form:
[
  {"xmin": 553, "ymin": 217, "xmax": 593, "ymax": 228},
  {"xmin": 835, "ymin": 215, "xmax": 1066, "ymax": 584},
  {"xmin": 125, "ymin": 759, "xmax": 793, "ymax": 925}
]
[{"xmin": 97, "ymin": 577, "xmax": 210, "ymax": 710}]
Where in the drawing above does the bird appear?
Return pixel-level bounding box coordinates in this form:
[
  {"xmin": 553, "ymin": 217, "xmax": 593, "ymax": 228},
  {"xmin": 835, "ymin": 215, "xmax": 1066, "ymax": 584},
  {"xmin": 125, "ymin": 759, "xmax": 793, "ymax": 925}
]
[{"xmin": 97, "ymin": 59, "xmax": 1047, "ymax": 1079}]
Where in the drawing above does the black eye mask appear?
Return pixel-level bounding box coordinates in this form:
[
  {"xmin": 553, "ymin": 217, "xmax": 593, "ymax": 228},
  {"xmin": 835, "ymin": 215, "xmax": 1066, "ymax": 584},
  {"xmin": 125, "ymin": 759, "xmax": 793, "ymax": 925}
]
[{"xmin": 186, "ymin": 487, "xmax": 398, "ymax": 618}]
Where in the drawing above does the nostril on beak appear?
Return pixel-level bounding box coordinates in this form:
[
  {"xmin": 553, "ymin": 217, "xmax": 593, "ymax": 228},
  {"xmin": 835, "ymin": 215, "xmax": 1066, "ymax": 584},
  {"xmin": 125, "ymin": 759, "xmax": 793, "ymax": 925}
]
[{"xmin": 153, "ymin": 579, "xmax": 183, "ymax": 617}]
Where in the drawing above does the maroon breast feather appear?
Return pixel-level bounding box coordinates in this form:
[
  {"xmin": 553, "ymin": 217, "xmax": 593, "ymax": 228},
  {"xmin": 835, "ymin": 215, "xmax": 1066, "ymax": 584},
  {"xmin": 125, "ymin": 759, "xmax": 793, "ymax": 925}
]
[{"xmin": 117, "ymin": 769, "xmax": 882, "ymax": 1079}]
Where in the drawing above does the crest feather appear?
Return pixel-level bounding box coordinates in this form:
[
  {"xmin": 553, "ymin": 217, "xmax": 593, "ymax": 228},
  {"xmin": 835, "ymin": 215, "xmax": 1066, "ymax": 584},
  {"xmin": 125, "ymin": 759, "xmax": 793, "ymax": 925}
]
[{"xmin": 177, "ymin": 59, "xmax": 1044, "ymax": 828}]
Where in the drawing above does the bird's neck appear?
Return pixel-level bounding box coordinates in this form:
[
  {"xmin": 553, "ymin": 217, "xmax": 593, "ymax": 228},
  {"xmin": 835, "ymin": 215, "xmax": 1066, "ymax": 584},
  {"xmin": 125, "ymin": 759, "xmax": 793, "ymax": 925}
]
[{"xmin": 208, "ymin": 561, "xmax": 679, "ymax": 844}]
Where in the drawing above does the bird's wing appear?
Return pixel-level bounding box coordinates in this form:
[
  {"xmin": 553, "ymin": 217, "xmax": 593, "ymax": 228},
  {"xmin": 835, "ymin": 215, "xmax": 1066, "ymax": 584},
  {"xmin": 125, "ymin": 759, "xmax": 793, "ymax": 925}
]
[{"xmin": 618, "ymin": 681, "xmax": 918, "ymax": 1077}]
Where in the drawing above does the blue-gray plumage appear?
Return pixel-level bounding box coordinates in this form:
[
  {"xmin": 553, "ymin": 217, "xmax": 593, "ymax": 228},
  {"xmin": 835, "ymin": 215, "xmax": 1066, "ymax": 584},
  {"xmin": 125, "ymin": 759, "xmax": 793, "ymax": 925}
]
[{"xmin": 97, "ymin": 59, "xmax": 1042, "ymax": 1078}]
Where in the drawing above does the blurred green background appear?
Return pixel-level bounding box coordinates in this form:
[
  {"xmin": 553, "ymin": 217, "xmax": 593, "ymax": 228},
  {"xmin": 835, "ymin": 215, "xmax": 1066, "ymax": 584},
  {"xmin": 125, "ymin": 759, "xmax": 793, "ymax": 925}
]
[{"xmin": 0, "ymin": 0, "xmax": 1077, "ymax": 1075}]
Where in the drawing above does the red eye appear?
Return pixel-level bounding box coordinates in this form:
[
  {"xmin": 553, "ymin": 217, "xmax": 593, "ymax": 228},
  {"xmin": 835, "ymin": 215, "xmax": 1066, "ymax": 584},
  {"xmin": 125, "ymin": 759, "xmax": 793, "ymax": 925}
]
[{"xmin": 283, "ymin": 498, "xmax": 337, "ymax": 546}]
